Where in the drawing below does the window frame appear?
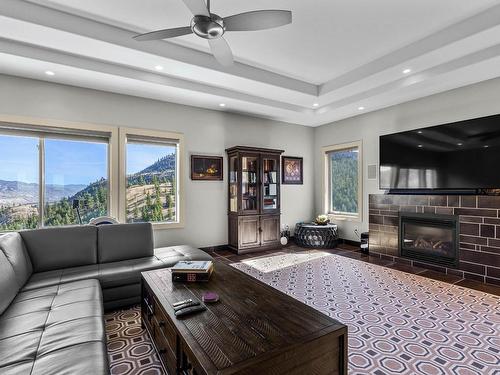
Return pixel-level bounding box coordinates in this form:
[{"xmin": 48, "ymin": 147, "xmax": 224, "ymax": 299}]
[
  {"xmin": 0, "ymin": 116, "xmax": 118, "ymax": 230},
  {"xmin": 322, "ymin": 140, "xmax": 363, "ymax": 222},
  {"xmin": 119, "ymin": 127, "xmax": 185, "ymax": 229}
]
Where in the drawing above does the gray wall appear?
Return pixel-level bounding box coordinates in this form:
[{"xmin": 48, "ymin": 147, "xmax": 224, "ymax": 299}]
[
  {"xmin": 0, "ymin": 74, "xmax": 315, "ymax": 248},
  {"xmin": 314, "ymin": 77, "xmax": 500, "ymax": 241},
  {"xmin": 3, "ymin": 73, "xmax": 500, "ymax": 246}
]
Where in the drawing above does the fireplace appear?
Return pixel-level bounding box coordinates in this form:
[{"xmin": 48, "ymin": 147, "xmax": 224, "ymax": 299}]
[{"xmin": 399, "ymin": 212, "xmax": 459, "ymax": 267}]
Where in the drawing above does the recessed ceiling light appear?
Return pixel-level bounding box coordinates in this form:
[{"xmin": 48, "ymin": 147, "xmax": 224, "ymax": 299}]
[
  {"xmin": 418, "ymin": 144, "xmax": 423, "ymax": 148},
  {"xmin": 484, "ymin": 145, "xmax": 489, "ymax": 148},
  {"xmin": 45, "ymin": 71, "xmax": 55, "ymax": 76},
  {"xmin": 219, "ymin": 103, "xmax": 226, "ymax": 107},
  {"xmin": 313, "ymin": 103, "xmax": 319, "ymax": 107},
  {"xmin": 457, "ymin": 143, "xmax": 463, "ymax": 146},
  {"xmin": 403, "ymin": 68, "xmax": 412, "ymax": 74},
  {"xmin": 155, "ymin": 65, "xmax": 163, "ymax": 71},
  {"xmin": 417, "ymin": 130, "xmax": 423, "ymax": 134},
  {"xmin": 358, "ymin": 106, "xmax": 365, "ymax": 111}
]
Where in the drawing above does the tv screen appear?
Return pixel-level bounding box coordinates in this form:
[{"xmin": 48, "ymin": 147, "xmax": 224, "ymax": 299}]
[{"xmin": 379, "ymin": 114, "xmax": 500, "ymax": 190}]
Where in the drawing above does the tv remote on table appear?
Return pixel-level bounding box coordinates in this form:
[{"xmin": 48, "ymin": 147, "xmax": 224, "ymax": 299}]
[
  {"xmin": 173, "ymin": 301, "xmax": 200, "ymax": 312},
  {"xmin": 172, "ymin": 299, "xmax": 192, "ymax": 307},
  {"xmin": 175, "ymin": 304, "xmax": 206, "ymax": 317}
]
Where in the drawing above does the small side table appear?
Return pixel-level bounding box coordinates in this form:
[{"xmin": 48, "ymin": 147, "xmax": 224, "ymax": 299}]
[{"xmin": 294, "ymin": 223, "xmax": 339, "ymax": 248}]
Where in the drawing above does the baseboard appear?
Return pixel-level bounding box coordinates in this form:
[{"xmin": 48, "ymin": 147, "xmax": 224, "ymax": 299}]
[
  {"xmin": 199, "ymin": 244, "xmax": 231, "ymax": 253},
  {"xmin": 339, "ymin": 238, "xmax": 361, "ymax": 247}
]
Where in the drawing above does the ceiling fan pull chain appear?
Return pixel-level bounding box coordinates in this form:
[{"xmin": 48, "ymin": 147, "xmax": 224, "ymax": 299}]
[{"xmin": 207, "ymin": 0, "xmax": 210, "ymax": 14}]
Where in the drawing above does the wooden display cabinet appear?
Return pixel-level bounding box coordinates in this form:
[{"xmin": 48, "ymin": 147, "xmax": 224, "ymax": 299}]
[{"xmin": 226, "ymin": 146, "xmax": 283, "ymax": 254}]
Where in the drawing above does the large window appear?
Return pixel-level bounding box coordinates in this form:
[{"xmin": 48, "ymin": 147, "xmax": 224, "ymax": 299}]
[
  {"xmin": 1, "ymin": 120, "xmax": 183, "ymax": 231},
  {"xmin": 125, "ymin": 140, "xmax": 178, "ymax": 224},
  {"xmin": 0, "ymin": 124, "xmax": 111, "ymax": 230},
  {"xmin": 120, "ymin": 128, "xmax": 183, "ymax": 228},
  {"xmin": 323, "ymin": 141, "xmax": 362, "ymax": 220}
]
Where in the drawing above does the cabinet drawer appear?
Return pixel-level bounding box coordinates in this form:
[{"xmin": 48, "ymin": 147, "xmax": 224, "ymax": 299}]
[
  {"xmin": 153, "ymin": 319, "xmax": 177, "ymax": 375},
  {"xmin": 155, "ymin": 302, "xmax": 177, "ymax": 355}
]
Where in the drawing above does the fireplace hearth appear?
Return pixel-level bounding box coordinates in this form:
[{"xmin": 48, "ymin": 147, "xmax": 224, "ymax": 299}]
[{"xmin": 399, "ymin": 212, "xmax": 459, "ymax": 267}]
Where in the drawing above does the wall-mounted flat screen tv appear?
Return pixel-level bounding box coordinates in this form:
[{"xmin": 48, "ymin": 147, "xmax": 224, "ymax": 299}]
[{"xmin": 379, "ymin": 114, "xmax": 500, "ymax": 191}]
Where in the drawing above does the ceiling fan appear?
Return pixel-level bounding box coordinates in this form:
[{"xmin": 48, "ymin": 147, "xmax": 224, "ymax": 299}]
[{"xmin": 133, "ymin": 0, "xmax": 292, "ymax": 66}]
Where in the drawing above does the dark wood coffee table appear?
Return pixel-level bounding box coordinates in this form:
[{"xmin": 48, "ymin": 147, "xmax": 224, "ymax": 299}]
[{"xmin": 141, "ymin": 260, "xmax": 347, "ymax": 375}]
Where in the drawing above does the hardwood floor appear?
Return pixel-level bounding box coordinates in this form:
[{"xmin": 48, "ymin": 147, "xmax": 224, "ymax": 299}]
[{"xmin": 210, "ymin": 242, "xmax": 500, "ymax": 297}]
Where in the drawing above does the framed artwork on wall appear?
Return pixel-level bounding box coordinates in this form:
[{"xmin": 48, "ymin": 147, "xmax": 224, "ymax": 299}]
[
  {"xmin": 191, "ymin": 155, "xmax": 223, "ymax": 180},
  {"xmin": 282, "ymin": 156, "xmax": 303, "ymax": 184}
]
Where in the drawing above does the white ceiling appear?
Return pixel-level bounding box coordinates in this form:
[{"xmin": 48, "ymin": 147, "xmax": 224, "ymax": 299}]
[{"xmin": 1, "ymin": 0, "xmax": 500, "ymax": 126}]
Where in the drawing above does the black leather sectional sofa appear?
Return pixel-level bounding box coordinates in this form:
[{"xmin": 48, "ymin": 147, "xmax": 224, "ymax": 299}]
[{"xmin": 0, "ymin": 223, "xmax": 212, "ymax": 375}]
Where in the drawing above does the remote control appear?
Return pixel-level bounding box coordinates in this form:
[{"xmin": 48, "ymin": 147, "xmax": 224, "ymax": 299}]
[
  {"xmin": 173, "ymin": 299, "xmax": 192, "ymax": 307},
  {"xmin": 175, "ymin": 304, "xmax": 206, "ymax": 317},
  {"xmin": 174, "ymin": 301, "xmax": 200, "ymax": 312}
]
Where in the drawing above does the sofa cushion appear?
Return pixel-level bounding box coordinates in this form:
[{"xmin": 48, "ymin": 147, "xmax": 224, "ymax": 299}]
[
  {"xmin": 98, "ymin": 223, "xmax": 154, "ymax": 263},
  {"xmin": 21, "ymin": 226, "xmax": 98, "ymax": 272},
  {"xmin": 98, "ymin": 256, "xmax": 164, "ymax": 288},
  {"xmin": 0, "ymin": 279, "xmax": 107, "ymax": 375},
  {"xmin": 31, "ymin": 341, "xmax": 109, "ymax": 375},
  {"xmin": 22, "ymin": 265, "xmax": 100, "ymax": 292},
  {"xmin": 22, "ymin": 269, "xmax": 63, "ymax": 292},
  {"xmin": 0, "ymin": 232, "xmax": 33, "ymax": 288},
  {"xmin": 0, "ymin": 250, "xmax": 19, "ymax": 315},
  {"xmin": 155, "ymin": 245, "xmax": 213, "ymax": 267}
]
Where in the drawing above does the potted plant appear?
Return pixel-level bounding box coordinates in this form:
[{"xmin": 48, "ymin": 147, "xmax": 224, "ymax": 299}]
[{"xmin": 314, "ymin": 214, "xmax": 330, "ymax": 226}]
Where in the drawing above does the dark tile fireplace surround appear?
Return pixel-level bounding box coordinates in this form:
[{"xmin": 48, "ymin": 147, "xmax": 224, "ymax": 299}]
[{"xmin": 369, "ymin": 194, "xmax": 500, "ymax": 286}]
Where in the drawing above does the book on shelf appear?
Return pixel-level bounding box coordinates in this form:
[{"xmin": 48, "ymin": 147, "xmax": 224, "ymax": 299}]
[{"xmin": 230, "ymin": 198, "xmax": 237, "ymax": 212}]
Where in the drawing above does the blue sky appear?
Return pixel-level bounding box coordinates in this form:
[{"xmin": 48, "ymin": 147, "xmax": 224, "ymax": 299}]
[
  {"xmin": 0, "ymin": 135, "xmax": 39, "ymax": 183},
  {"xmin": 0, "ymin": 135, "xmax": 175, "ymax": 185},
  {"xmin": 45, "ymin": 138, "xmax": 107, "ymax": 185},
  {"xmin": 126, "ymin": 143, "xmax": 175, "ymax": 175},
  {"xmin": 0, "ymin": 135, "xmax": 106, "ymax": 185}
]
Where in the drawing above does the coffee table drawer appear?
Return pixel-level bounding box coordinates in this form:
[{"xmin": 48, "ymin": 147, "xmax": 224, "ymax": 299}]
[
  {"xmin": 153, "ymin": 319, "xmax": 177, "ymax": 375},
  {"xmin": 153, "ymin": 296, "xmax": 177, "ymax": 350}
]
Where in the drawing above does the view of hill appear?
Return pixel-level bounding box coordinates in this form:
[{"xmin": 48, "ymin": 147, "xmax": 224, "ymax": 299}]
[
  {"xmin": 126, "ymin": 153, "xmax": 176, "ymax": 223},
  {"xmin": 0, "ymin": 153, "xmax": 177, "ymax": 230},
  {"xmin": 127, "ymin": 154, "xmax": 176, "ymax": 186},
  {"xmin": 330, "ymin": 150, "xmax": 358, "ymax": 213}
]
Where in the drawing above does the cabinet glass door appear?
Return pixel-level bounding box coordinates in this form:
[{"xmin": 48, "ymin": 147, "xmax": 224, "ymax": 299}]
[
  {"xmin": 262, "ymin": 155, "xmax": 279, "ymax": 212},
  {"xmin": 241, "ymin": 155, "xmax": 258, "ymax": 213},
  {"xmin": 229, "ymin": 156, "xmax": 238, "ymax": 212}
]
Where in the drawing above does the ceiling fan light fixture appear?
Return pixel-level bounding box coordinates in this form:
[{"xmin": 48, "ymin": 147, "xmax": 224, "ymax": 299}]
[
  {"xmin": 191, "ymin": 14, "xmax": 225, "ymax": 39},
  {"xmin": 133, "ymin": 0, "xmax": 293, "ymax": 67}
]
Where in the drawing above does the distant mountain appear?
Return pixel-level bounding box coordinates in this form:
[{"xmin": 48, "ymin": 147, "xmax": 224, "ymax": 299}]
[
  {"xmin": 0, "ymin": 180, "xmax": 86, "ymax": 206},
  {"xmin": 127, "ymin": 153, "xmax": 176, "ymax": 185},
  {"xmin": 138, "ymin": 154, "xmax": 176, "ymax": 175},
  {"xmin": 0, "ymin": 153, "xmax": 176, "ymax": 207}
]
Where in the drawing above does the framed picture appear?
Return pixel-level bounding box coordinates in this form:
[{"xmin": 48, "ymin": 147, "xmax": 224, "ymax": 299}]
[
  {"xmin": 191, "ymin": 155, "xmax": 223, "ymax": 181},
  {"xmin": 282, "ymin": 156, "xmax": 303, "ymax": 184}
]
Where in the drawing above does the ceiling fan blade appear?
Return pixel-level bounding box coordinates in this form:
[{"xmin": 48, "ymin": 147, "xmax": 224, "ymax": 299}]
[
  {"xmin": 134, "ymin": 26, "xmax": 192, "ymax": 41},
  {"xmin": 224, "ymin": 10, "xmax": 292, "ymax": 31},
  {"xmin": 181, "ymin": 0, "xmax": 210, "ymax": 17},
  {"xmin": 207, "ymin": 37, "xmax": 234, "ymax": 66}
]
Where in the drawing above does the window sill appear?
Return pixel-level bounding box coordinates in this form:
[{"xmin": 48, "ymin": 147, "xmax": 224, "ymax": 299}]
[
  {"xmin": 152, "ymin": 221, "xmax": 185, "ymax": 230},
  {"xmin": 327, "ymin": 213, "xmax": 362, "ymax": 223}
]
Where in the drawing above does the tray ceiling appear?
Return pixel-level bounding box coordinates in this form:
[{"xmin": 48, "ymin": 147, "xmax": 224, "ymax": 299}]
[{"xmin": 1, "ymin": 0, "xmax": 500, "ymax": 126}]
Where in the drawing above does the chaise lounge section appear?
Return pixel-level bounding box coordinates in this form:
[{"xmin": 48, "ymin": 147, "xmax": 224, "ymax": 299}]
[{"xmin": 0, "ymin": 223, "xmax": 212, "ymax": 375}]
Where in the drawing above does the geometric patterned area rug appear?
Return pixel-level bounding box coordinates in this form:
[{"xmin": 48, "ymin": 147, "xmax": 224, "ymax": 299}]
[
  {"xmin": 105, "ymin": 305, "xmax": 166, "ymax": 375},
  {"xmin": 231, "ymin": 250, "xmax": 500, "ymax": 375}
]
